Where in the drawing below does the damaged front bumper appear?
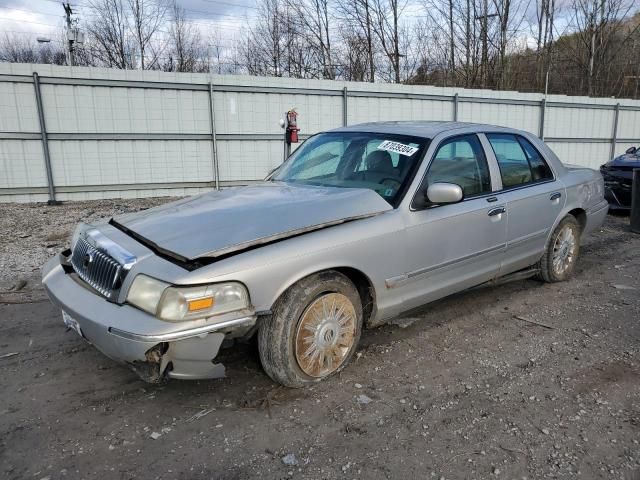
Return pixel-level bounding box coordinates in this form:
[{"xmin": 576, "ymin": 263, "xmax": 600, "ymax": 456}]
[{"xmin": 42, "ymin": 253, "xmax": 257, "ymax": 383}]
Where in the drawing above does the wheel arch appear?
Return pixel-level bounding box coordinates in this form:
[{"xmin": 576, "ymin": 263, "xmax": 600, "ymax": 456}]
[
  {"xmin": 544, "ymin": 205, "xmax": 587, "ymax": 251},
  {"xmin": 567, "ymin": 207, "xmax": 587, "ymax": 234},
  {"xmin": 268, "ymin": 266, "xmax": 378, "ymax": 328}
]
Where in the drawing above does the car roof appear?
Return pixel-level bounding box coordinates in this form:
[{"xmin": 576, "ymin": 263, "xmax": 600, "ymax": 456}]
[{"xmin": 329, "ymin": 121, "xmax": 520, "ymax": 139}]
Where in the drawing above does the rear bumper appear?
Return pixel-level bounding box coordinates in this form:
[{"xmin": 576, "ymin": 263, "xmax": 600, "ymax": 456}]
[{"xmin": 42, "ymin": 253, "xmax": 257, "ymax": 382}]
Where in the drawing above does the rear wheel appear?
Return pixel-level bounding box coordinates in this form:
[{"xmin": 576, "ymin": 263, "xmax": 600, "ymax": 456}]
[
  {"xmin": 258, "ymin": 271, "xmax": 363, "ymax": 388},
  {"xmin": 537, "ymin": 215, "xmax": 581, "ymax": 282}
]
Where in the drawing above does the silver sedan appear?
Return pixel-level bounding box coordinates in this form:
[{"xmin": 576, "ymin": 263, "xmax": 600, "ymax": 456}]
[{"xmin": 42, "ymin": 121, "xmax": 609, "ymax": 386}]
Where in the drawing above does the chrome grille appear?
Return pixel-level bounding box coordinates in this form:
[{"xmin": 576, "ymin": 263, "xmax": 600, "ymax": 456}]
[{"xmin": 70, "ymin": 237, "xmax": 124, "ymax": 298}]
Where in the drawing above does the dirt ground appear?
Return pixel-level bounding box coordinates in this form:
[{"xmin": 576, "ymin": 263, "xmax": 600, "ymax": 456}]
[{"xmin": 0, "ymin": 200, "xmax": 639, "ymax": 480}]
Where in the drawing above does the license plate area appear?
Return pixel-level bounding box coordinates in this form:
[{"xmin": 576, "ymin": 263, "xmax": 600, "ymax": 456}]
[{"xmin": 62, "ymin": 310, "xmax": 83, "ymax": 338}]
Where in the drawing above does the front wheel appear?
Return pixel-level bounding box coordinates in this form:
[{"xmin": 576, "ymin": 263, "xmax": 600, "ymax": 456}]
[
  {"xmin": 537, "ymin": 214, "xmax": 581, "ymax": 282},
  {"xmin": 258, "ymin": 271, "xmax": 363, "ymax": 388}
]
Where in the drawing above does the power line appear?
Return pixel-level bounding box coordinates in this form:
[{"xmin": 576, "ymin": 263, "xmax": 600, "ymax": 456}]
[
  {"xmin": 0, "ymin": 5, "xmax": 65, "ymax": 18},
  {"xmin": 197, "ymin": 0, "xmax": 259, "ymax": 10},
  {"xmin": 0, "ymin": 16, "xmax": 62, "ymax": 27}
]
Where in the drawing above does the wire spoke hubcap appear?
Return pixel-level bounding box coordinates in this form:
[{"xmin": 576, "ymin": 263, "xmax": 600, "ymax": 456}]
[
  {"xmin": 295, "ymin": 292, "xmax": 356, "ymax": 378},
  {"xmin": 552, "ymin": 226, "xmax": 577, "ymax": 275}
]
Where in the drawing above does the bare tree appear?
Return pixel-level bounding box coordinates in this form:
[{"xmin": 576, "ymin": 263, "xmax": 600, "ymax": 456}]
[
  {"xmin": 0, "ymin": 34, "xmax": 66, "ymax": 64},
  {"xmin": 85, "ymin": 0, "xmax": 136, "ymax": 68},
  {"xmin": 284, "ymin": 0, "xmax": 335, "ymax": 78},
  {"xmin": 565, "ymin": 0, "xmax": 638, "ymax": 95},
  {"xmin": 370, "ymin": 0, "xmax": 404, "ymax": 83},
  {"xmin": 127, "ymin": 0, "xmax": 168, "ymax": 69},
  {"xmin": 242, "ymin": 0, "xmax": 286, "ymax": 76},
  {"xmin": 336, "ymin": 0, "xmax": 377, "ymax": 81},
  {"xmin": 337, "ymin": 31, "xmax": 370, "ymax": 80},
  {"xmin": 163, "ymin": 1, "xmax": 206, "ymax": 72},
  {"xmin": 532, "ymin": 0, "xmax": 557, "ymax": 89}
]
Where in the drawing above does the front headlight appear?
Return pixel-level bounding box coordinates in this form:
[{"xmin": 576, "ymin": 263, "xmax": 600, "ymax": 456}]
[{"xmin": 126, "ymin": 274, "xmax": 250, "ymax": 322}]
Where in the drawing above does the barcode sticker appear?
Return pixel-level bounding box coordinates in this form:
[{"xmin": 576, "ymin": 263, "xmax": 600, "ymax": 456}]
[{"xmin": 377, "ymin": 140, "xmax": 419, "ymax": 157}]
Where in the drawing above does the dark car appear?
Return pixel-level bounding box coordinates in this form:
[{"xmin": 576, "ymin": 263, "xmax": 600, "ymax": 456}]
[{"xmin": 600, "ymin": 146, "xmax": 640, "ymax": 211}]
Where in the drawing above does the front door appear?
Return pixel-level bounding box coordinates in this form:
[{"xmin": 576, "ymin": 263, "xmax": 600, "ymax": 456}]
[{"xmin": 399, "ymin": 134, "xmax": 507, "ymax": 312}]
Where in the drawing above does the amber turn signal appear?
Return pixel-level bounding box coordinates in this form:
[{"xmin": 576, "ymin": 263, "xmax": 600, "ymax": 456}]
[{"xmin": 187, "ymin": 297, "xmax": 214, "ymax": 312}]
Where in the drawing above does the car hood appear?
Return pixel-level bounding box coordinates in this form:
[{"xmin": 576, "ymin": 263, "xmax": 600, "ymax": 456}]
[
  {"xmin": 112, "ymin": 182, "xmax": 392, "ymax": 261},
  {"xmin": 604, "ymin": 153, "xmax": 640, "ymax": 169}
]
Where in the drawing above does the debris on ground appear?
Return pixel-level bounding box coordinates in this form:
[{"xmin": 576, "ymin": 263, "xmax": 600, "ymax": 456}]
[{"xmin": 281, "ymin": 453, "xmax": 298, "ymax": 466}]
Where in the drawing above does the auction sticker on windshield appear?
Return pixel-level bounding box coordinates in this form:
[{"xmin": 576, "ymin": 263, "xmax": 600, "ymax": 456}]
[{"xmin": 377, "ymin": 140, "xmax": 419, "ymax": 157}]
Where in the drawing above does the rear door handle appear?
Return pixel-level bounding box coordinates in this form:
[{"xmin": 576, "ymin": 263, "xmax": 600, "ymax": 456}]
[
  {"xmin": 488, "ymin": 206, "xmax": 506, "ymax": 217},
  {"xmin": 550, "ymin": 192, "xmax": 562, "ymax": 201}
]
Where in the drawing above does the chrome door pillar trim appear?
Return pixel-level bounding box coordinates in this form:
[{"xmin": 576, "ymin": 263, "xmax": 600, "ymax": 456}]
[{"xmin": 477, "ymin": 133, "xmax": 503, "ymax": 191}]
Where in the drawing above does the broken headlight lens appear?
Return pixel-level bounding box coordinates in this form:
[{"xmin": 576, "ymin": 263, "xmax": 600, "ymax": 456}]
[{"xmin": 126, "ymin": 274, "xmax": 250, "ymax": 322}]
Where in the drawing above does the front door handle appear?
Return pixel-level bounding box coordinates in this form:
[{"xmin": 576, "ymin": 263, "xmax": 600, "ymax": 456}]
[
  {"xmin": 488, "ymin": 206, "xmax": 506, "ymax": 217},
  {"xmin": 550, "ymin": 192, "xmax": 562, "ymax": 201}
]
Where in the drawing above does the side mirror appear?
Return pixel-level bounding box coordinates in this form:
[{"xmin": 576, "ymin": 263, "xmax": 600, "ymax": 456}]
[
  {"xmin": 426, "ymin": 182, "xmax": 464, "ymax": 204},
  {"xmin": 625, "ymin": 146, "xmax": 637, "ymax": 154}
]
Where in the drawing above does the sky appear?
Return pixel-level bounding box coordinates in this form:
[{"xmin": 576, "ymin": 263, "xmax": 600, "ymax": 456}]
[{"xmin": 0, "ymin": 0, "xmax": 260, "ymax": 48}]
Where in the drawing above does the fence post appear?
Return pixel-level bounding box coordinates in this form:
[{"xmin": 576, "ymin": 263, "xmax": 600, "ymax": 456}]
[
  {"xmin": 342, "ymin": 86, "xmax": 348, "ymax": 126},
  {"xmin": 631, "ymin": 169, "xmax": 640, "ymax": 234},
  {"xmin": 32, "ymin": 72, "xmax": 59, "ymax": 205},
  {"xmin": 208, "ymin": 82, "xmax": 220, "ymax": 191},
  {"xmin": 539, "ymin": 98, "xmax": 546, "ymax": 140},
  {"xmin": 453, "ymin": 93, "xmax": 459, "ymax": 122},
  {"xmin": 610, "ymin": 103, "xmax": 620, "ymax": 160}
]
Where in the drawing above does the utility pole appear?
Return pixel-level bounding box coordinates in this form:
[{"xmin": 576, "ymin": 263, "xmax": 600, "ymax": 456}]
[
  {"xmin": 63, "ymin": 2, "xmax": 74, "ymax": 66},
  {"xmin": 63, "ymin": 3, "xmax": 84, "ymax": 66}
]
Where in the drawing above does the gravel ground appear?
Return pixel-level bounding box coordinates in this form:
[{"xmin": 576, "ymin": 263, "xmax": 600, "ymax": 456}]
[
  {"xmin": 0, "ymin": 198, "xmax": 174, "ymax": 303},
  {"xmin": 0, "ymin": 200, "xmax": 639, "ymax": 480}
]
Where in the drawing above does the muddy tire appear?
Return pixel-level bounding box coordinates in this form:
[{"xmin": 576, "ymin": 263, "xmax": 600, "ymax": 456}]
[
  {"xmin": 537, "ymin": 214, "xmax": 581, "ymax": 283},
  {"xmin": 258, "ymin": 270, "xmax": 363, "ymax": 388}
]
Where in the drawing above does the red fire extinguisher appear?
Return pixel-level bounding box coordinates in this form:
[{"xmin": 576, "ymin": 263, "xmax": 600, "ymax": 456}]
[{"xmin": 285, "ymin": 109, "xmax": 300, "ymax": 144}]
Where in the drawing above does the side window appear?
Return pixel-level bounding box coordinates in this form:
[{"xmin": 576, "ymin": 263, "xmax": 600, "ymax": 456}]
[
  {"xmin": 517, "ymin": 137, "xmax": 554, "ymax": 181},
  {"xmin": 425, "ymin": 134, "xmax": 491, "ymax": 197},
  {"xmin": 487, "ymin": 133, "xmax": 554, "ymax": 188},
  {"xmin": 486, "ymin": 133, "xmax": 531, "ymax": 187}
]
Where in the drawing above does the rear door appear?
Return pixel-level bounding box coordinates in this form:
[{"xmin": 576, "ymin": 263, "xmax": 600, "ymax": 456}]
[{"xmin": 482, "ymin": 133, "xmax": 565, "ymax": 274}]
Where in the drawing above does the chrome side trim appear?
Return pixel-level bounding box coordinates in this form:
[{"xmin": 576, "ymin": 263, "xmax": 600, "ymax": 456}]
[
  {"xmin": 385, "ymin": 274, "xmax": 408, "ymax": 289},
  {"xmin": 385, "ymin": 243, "xmax": 507, "ymax": 288},
  {"xmin": 408, "ymin": 243, "xmax": 506, "ymax": 279},
  {"xmin": 108, "ymin": 316, "xmax": 256, "ymax": 342},
  {"xmin": 506, "ymin": 228, "xmax": 549, "ymax": 248}
]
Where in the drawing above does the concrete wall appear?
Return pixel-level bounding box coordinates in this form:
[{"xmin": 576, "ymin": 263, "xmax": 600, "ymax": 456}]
[{"xmin": 1, "ymin": 63, "xmax": 639, "ymax": 203}]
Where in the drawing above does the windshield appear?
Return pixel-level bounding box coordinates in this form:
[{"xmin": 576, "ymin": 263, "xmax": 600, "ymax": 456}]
[{"xmin": 271, "ymin": 132, "xmax": 429, "ymax": 205}]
